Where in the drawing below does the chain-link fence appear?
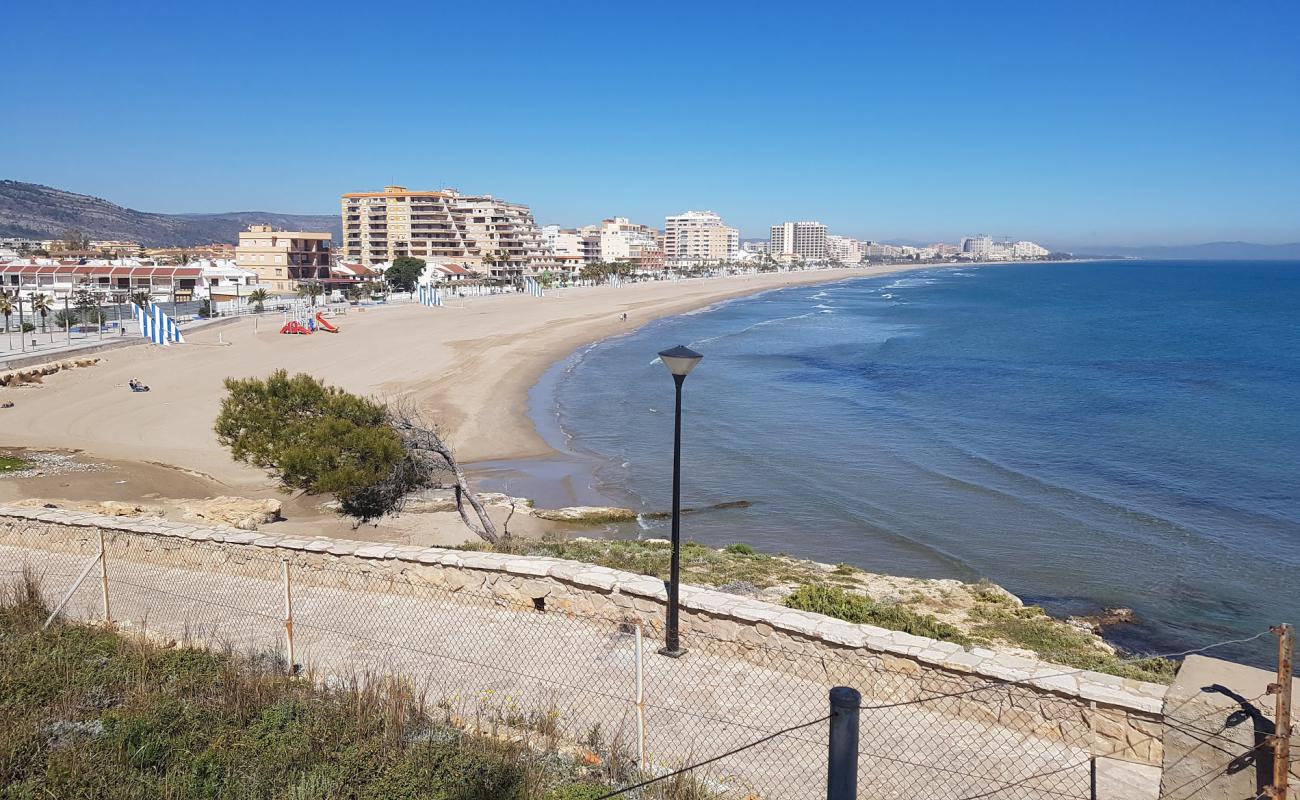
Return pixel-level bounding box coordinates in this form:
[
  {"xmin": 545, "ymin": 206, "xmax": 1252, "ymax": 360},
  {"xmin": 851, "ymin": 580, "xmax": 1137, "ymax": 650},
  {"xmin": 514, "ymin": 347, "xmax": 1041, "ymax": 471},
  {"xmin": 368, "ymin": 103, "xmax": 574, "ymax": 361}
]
[{"xmin": 1, "ymin": 526, "xmax": 1290, "ymax": 799}]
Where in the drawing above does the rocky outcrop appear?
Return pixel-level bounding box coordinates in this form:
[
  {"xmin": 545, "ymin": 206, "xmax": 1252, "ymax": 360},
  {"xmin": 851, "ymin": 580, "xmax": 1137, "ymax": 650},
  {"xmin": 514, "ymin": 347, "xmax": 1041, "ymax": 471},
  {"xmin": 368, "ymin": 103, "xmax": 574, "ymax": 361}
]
[
  {"xmin": 532, "ymin": 506, "xmax": 637, "ymax": 524},
  {"xmin": 179, "ymin": 496, "xmax": 282, "ymax": 530},
  {"xmin": 0, "ymin": 358, "xmax": 101, "ymax": 388}
]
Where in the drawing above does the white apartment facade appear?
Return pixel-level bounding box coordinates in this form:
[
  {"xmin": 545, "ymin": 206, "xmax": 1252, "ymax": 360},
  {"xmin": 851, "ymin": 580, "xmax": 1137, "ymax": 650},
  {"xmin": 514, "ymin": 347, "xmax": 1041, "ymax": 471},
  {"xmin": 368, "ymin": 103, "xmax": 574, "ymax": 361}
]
[
  {"xmin": 770, "ymin": 221, "xmax": 828, "ymax": 262},
  {"xmin": 664, "ymin": 210, "xmax": 738, "ymax": 267},
  {"xmin": 542, "ymin": 225, "xmax": 601, "ymax": 264},
  {"xmin": 826, "ymin": 234, "xmax": 862, "ymax": 264}
]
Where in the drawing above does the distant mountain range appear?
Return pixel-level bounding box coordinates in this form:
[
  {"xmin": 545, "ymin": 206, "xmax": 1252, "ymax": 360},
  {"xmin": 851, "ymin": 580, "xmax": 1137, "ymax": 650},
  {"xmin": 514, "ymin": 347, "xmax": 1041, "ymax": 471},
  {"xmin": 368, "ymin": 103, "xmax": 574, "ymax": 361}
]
[
  {"xmin": 1077, "ymin": 241, "xmax": 1300, "ymax": 260},
  {"xmin": 0, "ymin": 181, "xmax": 340, "ymax": 248}
]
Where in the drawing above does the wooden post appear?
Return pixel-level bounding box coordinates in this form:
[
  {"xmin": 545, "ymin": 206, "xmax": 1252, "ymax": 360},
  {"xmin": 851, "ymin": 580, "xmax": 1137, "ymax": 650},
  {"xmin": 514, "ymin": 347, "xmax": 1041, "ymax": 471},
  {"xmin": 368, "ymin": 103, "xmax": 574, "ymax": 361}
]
[
  {"xmin": 282, "ymin": 559, "xmax": 296, "ymax": 674},
  {"xmin": 1270, "ymin": 624, "xmax": 1293, "ymax": 800},
  {"xmin": 98, "ymin": 530, "xmax": 111, "ymax": 625}
]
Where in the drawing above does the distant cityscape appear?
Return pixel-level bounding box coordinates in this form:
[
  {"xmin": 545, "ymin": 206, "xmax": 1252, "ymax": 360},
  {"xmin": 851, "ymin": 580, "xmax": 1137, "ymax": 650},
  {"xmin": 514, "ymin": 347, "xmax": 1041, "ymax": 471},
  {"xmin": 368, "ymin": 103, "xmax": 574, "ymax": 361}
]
[{"xmin": 0, "ymin": 182, "xmax": 1056, "ymax": 306}]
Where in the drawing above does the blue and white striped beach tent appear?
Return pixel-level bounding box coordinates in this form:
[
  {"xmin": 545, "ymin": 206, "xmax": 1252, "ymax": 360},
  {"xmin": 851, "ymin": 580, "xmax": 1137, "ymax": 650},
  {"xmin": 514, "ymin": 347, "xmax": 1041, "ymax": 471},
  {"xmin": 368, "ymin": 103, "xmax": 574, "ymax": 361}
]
[
  {"xmin": 134, "ymin": 302, "xmax": 185, "ymax": 345},
  {"xmin": 416, "ymin": 284, "xmax": 444, "ymax": 307},
  {"xmin": 609, "ymin": 274, "xmax": 623, "ymax": 288},
  {"xmin": 523, "ymin": 277, "xmax": 544, "ymax": 298}
]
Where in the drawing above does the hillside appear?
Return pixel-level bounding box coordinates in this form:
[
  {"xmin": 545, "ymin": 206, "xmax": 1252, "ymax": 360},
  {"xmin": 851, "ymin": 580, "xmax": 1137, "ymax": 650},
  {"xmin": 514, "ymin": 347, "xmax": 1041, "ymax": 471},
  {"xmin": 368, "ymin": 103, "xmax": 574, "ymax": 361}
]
[
  {"xmin": 1083, "ymin": 241, "xmax": 1300, "ymax": 260},
  {"xmin": 0, "ymin": 180, "xmax": 340, "ymax": 247}
]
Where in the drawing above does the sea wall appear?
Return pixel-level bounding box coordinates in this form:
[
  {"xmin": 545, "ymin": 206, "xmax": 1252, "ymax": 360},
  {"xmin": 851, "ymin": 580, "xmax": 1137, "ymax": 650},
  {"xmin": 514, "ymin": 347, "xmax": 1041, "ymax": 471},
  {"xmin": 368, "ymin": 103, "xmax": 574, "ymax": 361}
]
[{"xmin": 0, "ymin": 505, "xmax": 1167, "ymax": 765}]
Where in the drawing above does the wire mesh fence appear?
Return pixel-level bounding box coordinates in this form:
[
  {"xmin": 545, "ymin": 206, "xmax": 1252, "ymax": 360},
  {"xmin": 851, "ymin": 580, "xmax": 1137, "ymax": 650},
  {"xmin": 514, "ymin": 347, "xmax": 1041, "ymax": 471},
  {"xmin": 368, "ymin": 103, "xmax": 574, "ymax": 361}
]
[{"xmin": 0, "ymin": 524, "xmax": 1290, "ymax": 799}]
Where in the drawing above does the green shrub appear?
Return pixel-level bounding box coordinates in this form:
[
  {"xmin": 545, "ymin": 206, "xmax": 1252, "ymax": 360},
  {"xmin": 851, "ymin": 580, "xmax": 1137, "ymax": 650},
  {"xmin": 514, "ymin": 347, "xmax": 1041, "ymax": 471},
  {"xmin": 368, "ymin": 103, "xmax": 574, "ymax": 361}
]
[
  {"xmin": 783, "ymin": 583, "xmax": 969, "ymax": 645},
  {"xmin": 722, "ymin": 542, "xmax": 754, "ymax": 555},
  {"xmin": 214, "ymin": 370, "xmax": 425, "ymax": 520}
]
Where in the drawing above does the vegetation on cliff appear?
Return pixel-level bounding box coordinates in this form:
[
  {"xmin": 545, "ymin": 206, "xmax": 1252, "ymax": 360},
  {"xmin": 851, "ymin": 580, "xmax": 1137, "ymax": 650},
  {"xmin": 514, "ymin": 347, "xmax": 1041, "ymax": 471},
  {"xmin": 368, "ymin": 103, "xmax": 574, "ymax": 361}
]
[{"xmin": 464, "ymin": 536, "xmax": 1176, "ymax": 683}]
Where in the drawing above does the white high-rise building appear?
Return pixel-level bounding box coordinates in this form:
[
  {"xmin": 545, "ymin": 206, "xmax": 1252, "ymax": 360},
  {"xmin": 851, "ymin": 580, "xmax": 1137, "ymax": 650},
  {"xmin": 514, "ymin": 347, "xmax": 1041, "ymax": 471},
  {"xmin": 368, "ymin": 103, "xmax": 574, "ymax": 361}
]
[
  {"xmin": 664, "ymin": 211, "xmax": 739, "ymax": 267},
  {"xmin": 597, "ymin": 217, "xmax": 660, "ymax": 263},
  {"xmin": 770, "ymin": 221, "xmax": 828, "ymax": 262},
  {"xmin": 542, "ymin": 225, "xmax": 601, "ymax": 263},
  {"xmin": 960, "ymin": 234, "xmax": 994, "ymax": 260},
  {"xmin": 825, "ymin": 234, "xmax": 862, "ymax": 264},
  {"xmin": 1011, "ymin": 241, "xmax": 1051, "ymax": 259}
]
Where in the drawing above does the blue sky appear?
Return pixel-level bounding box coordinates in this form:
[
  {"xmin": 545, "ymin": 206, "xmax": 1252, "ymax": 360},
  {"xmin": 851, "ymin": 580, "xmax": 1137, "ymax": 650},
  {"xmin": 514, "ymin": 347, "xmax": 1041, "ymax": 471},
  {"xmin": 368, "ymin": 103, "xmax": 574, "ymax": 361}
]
[{"xmin": 2, "ymin": 0, "xmax": 1298, "ymax": 248}]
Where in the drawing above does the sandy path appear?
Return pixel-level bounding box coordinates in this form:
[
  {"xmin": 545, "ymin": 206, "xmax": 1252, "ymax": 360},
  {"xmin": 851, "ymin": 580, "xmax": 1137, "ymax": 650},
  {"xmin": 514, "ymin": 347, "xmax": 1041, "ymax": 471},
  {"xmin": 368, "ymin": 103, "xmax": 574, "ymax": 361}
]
[{"xmin": 1, "ymin": 266, "xmax": 931, "ymax": 492}]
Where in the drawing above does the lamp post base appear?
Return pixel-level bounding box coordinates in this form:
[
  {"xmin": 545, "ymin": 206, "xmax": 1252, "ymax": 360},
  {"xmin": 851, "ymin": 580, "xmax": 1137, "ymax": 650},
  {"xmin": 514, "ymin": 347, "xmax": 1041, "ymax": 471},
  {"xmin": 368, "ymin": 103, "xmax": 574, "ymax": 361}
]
[{"xmin": 657, "ymin": 646, "xmax": 687, "ymax": 659}]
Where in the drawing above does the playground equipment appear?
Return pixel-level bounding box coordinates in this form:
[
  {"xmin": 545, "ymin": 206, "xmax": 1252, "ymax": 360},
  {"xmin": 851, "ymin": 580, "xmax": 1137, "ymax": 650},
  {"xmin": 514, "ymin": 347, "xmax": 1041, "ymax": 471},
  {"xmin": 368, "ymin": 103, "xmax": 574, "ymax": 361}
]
[
  {"xmin": 279, "ymin": 320, "xmax": 312, "ymax": 335},
  {"xmin": 314, "ymin": 312, "xmax": 339, "ymax": 332}
]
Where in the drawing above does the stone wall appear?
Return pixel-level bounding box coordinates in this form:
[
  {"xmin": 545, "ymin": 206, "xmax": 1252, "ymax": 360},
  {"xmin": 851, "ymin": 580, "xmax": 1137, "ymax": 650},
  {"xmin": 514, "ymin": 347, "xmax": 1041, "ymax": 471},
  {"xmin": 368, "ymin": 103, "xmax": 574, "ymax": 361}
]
[{"xmin": 0, "ymin": 505, "xmax": 1169, "ymax": 765}]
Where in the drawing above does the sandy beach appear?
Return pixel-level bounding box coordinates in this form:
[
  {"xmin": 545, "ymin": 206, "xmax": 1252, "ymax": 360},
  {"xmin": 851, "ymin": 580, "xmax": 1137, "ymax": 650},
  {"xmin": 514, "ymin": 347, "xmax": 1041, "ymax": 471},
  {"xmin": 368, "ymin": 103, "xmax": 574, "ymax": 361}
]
[{"xmin": 0, "ymin": 264, "xmax": 939, "ymax": 537}]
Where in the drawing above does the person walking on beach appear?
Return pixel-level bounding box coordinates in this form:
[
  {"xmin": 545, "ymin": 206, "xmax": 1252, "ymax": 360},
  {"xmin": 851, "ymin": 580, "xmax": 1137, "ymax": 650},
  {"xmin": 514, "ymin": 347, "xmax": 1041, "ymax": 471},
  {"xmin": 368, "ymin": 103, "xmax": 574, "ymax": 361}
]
[{"xmin": 620, "ymin": 312, "xmax": 627, "ymax": 322}]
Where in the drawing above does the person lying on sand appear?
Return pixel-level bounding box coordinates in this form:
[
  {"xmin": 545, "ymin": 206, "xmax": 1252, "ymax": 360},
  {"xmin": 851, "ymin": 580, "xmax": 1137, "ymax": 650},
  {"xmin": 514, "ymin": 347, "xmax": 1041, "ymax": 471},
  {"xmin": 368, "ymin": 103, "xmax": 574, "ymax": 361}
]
[{"xmin": 128, "ymin": 378, "xmax": 150, "ymax": 393}]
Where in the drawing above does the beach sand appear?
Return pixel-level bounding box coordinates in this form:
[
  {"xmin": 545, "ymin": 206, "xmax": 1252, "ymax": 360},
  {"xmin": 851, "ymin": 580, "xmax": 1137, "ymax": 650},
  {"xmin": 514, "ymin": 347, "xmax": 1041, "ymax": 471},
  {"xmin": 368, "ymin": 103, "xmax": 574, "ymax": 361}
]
[{"xmin": 0, "ymin": 264, "xmax": 934, "ymax": 539}]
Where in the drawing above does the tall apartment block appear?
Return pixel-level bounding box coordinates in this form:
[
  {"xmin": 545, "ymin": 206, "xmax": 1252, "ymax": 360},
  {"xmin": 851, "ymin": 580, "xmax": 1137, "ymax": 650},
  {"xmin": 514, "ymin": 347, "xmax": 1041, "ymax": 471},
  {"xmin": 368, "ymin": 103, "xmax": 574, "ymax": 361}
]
[
  {"xmin": 770, "ymin": 221, "xmax": 828, "ymax": 262},
  {"xmin": 341, "ymin": 185, "xmax": 549, "ymax": 279},
  {"xmin": 664, "ymin": 210, "xmax": 739, "ymax": 267},
  {"xmin": 235, "ymin": 225, "xmax": 333, "ymax": 291}
]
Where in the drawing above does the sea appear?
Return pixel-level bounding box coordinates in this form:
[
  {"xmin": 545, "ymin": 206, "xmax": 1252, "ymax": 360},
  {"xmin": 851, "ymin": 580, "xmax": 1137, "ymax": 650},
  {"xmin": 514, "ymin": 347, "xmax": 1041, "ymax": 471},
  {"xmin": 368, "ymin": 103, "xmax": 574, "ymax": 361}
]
[{"xmin": 483, "ymin": 260, "xmax": 1300, "ymax": 663}]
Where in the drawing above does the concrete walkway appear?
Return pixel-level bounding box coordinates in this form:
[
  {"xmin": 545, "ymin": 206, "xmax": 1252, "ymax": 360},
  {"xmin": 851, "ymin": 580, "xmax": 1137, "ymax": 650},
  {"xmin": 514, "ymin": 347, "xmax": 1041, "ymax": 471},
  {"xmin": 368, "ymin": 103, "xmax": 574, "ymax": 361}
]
[{"xmin": 2, "ymin": 544, "xmax": 1156, "ymax": 799}]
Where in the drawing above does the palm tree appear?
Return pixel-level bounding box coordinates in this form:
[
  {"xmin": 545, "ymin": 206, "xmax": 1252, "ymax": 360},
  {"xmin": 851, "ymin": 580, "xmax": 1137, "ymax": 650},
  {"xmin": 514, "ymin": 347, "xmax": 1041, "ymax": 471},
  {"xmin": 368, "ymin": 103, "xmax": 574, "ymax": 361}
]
[
  {"xmin": 130, "ymin": 289, "xmax": 151, "ymax": 307},
  {"xmin": 30, "ymin": 293, "xmax": 52, "ymax": 341},
  {"xmin": 248, "ymin": 288, "xmax": 269, "ymax": 313},
  {"xmin": 296, "ymin": 281, "xmax": 324, "ymax": 307},
  {"xmin": 0, "ymin": 291, "xmax": 13, "ymax": 350}
]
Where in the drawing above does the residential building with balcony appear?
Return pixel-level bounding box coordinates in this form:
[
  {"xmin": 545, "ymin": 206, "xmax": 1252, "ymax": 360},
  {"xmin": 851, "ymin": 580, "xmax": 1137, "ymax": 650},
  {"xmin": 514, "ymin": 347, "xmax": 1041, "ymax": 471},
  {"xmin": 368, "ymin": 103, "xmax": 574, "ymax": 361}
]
[
  {"xmin": 770, "ymin": 221, "xmax": 828, "ymax": 262},
  {"xmin": 341, "ymin": 185, "xmax": 548, "ymax": 279},
  {"xmin": 826, "ymin": 234, "xmax": 862, "ymax": 264},
  {"xmin": 235, "ymin": 225, "xmax": 333, "ymax": 292},
  {"xmin": 664, "ymin": 211, "xmax": 739, "ymax": 267},
  {"xmin": 341, "ymin": 186, "xmax": 472, "ymax": 268}
]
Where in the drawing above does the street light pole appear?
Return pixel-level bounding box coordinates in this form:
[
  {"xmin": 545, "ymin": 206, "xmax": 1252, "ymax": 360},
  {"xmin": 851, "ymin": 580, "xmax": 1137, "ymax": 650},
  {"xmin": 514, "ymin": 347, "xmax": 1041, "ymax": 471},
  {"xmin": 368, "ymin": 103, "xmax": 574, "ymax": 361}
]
[{"xmin": 656, "ymin": 345, "xmax": 703, "ymax": 658}]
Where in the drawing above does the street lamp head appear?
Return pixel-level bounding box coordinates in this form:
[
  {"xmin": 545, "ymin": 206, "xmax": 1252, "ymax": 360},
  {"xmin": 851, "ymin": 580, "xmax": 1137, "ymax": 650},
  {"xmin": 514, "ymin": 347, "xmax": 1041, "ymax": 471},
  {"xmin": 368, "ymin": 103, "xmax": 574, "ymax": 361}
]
[{"xmin": 658, "ymin": 345, "xmax": 703, "ymax": 378}]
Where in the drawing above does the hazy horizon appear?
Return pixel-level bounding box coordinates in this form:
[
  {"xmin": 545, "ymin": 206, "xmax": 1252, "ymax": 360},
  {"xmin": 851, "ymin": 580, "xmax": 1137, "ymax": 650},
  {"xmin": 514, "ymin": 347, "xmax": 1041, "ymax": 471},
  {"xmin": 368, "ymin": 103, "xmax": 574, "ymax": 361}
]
[{"xmin": 3, "ymin": 1, "xmax": 1297, "ymax": 247}]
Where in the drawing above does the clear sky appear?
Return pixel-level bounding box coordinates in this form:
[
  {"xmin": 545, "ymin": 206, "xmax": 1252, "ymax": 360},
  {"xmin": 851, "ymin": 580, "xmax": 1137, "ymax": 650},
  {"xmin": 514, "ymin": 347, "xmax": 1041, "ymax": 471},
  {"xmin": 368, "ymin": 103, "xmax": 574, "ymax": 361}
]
[{"xmin": 3, "ymin": 0, "xmax": 1298, "ymax": 248}]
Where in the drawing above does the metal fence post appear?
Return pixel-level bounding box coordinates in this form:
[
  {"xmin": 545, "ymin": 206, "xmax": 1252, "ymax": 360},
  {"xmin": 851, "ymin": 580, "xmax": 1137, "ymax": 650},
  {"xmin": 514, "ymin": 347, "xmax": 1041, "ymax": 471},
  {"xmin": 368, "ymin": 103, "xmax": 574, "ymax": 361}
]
[
  {"xmin": 98, "ymin": 529, "xmax": 111, "ymax": 625},
  {"xmin": 635, "ymin": 623, "xmax": 647, "ymax": 773},
  {"xmin": 828, "ymin": 686, "xmax": 860, "ymax": 800},
  {"xmin": 281, "ymin": 559, "xmax": 296, "ymax": 673},
  {"xmin": 1269, "ymin": 624, "xmax": 1293, "ymax": 800}
]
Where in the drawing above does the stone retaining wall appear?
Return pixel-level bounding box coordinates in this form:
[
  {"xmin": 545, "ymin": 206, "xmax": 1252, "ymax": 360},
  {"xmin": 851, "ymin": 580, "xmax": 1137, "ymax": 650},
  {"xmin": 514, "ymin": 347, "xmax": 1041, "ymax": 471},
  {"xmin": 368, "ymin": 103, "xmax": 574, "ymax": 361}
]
[{"xmin": 0, "ymin": 505, "xmax": 1169, "ymax": 765}]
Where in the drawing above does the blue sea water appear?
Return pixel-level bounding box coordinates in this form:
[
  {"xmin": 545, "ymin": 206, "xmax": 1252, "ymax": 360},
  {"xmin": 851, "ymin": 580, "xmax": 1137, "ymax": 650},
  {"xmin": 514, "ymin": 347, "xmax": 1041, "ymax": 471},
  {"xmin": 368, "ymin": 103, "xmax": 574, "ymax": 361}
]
[{"xmin": 507, "ymin": 261, "xmax": 1300, "ymax": 660}]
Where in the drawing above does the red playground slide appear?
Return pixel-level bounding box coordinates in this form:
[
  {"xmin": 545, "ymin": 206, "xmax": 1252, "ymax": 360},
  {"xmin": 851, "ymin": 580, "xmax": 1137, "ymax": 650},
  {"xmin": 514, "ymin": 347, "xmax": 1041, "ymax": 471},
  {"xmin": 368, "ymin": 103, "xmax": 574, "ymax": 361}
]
[
  {"xmin": 279, "ymin": 321, "xmax": 312, "ymax": 335},
  {"xmin": 314, "ymin": 313, "xmax": 339, "ymax": 333}
]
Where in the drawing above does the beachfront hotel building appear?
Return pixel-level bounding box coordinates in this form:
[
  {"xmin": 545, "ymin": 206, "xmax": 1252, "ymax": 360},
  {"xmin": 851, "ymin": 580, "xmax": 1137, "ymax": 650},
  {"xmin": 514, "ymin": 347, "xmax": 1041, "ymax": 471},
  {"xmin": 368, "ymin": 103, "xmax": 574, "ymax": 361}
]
[
  {"xmin": 235, "ymin": 225, "xmax": 333, "ymax": 292},
  {"xmin": 542, "ymin": 226, "xmax": 601, "ymax": 264},
  {"xmin": 664, "ymin": 211, "xmax": 739, "ymax": 267},
  {"xmin": 770, "ymin": 221, "xmax": 828, "ymax": 262}
]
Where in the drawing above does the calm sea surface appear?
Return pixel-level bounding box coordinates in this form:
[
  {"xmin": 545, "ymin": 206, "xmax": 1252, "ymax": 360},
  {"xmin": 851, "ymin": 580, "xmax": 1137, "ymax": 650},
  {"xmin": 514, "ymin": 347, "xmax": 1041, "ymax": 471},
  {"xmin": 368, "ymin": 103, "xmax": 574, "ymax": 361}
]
[{"xmin": 492, "ymin": 261, "xmax": 1300, "ymax": 660}]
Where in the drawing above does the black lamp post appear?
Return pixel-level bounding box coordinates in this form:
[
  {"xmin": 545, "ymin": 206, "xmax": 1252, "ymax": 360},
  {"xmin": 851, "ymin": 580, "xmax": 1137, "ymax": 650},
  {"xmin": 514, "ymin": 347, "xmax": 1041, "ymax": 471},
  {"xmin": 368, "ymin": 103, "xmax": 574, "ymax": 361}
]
[{"xmin": 657, "ymin": 344, "xmax": 703, "ymax": 657}]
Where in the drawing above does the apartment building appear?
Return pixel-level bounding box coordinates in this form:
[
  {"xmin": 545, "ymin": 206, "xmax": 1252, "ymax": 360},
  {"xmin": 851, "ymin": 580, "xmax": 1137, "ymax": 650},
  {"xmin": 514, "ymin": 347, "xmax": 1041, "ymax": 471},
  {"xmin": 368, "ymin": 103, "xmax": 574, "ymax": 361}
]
[
  {"xmin": 770, "ymin": 221, "xmax": 828, "ymax": 262},
  {"xmin": 826, "ymin": 234, "xmax": 862, "ymax": 264},
  {"xmin": 341, "ymin": 186, "xmax": 472, "ymax": 267},
  {"xmin": 458, "ymin": 194, "xmax": 549, "ymax": 279},
  {"xmin": 542, "ymin": 226, "xmax": 601, "ymax": 264},
  {"xmin": 235, "ymin": 225, "xmax": 333, "ymax": 291},
  {"xmin": 664, "ymin": 211, "xmax": 739, "ymax": 267},
  {"xmin": 341, "ymin": 185, "xmax": 549, "ymax": 279},
  {"xmin": 960, "ymin": 234, "xmax": 994, "ymax": 259}
]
